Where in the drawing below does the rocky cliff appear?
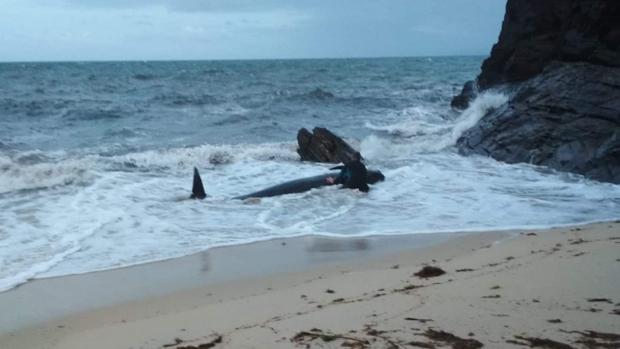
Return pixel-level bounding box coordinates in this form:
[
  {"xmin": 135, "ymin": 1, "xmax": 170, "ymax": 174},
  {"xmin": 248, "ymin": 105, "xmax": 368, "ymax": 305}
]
[{"xmin": 455, "ymin": 0, "xmax": 620, "ymax": 183}]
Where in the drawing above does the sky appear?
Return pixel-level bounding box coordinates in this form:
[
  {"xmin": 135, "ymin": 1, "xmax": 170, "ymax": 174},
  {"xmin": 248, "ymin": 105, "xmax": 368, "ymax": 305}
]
[{"xmin": 0, "ymin": 0, "xmax": 506, "ymax": 62}]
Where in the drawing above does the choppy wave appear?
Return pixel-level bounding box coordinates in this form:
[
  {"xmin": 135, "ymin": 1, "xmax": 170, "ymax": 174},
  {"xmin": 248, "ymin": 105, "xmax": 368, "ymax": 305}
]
[
  {"xmin": 0, "ymin": 153, "xmax": 92, "ymax": 193},
  {"xmin": 0, "ymin": 142, "xmax": 301, "ymax": 195},
  {"xmin": 112, "ymin": 142, "xmax": 300, "ymax": 171},
  {"xmin": 132, "ymin": 73, "xmax": 158, "ymax": 81},
  {"xmin": 1, "ymin": 57, "xmax": 619, "ymax": 294},
  {"xmin": 363, "ymin": 92, "xmax": 508, "ymax": 154},
  {"xmin": 153, "ymin": 93, "xmax": 220, "ymax": 107},
  {"xmin": 0, "ymin": 98, "xmax": 72, "ymax": 117},
  {"xmin": 62, "ymin": 107, "xmax": 126, "ymax": 121}
]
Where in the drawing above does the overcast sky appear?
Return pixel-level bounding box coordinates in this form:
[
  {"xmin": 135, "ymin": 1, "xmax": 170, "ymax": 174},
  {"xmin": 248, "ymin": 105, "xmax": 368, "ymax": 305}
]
[{"xmin": 0, "ymin": 0, "xmax": 506, "ymax": 62}]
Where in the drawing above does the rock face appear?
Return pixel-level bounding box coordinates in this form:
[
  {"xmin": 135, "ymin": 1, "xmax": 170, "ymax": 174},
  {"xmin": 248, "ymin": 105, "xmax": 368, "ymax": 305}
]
[
  {"xmin": 455, "ymin": 0, "xmax": 620, "ymax": 183},
  {"xmin": 297, "ymin": 127, "xmax": 359, "ymax": 163},
  {"xmin": 478, "ymin": 0, "xmax": 620, "ymax": 89},
  {"xmin": 458, "ymin": 62, "xmax": 620, "ymax": 183}
]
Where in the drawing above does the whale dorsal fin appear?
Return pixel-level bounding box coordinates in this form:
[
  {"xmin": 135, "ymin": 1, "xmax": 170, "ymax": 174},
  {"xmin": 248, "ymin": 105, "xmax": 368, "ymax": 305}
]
[{"xmin": 190, "ymin": 167, "xmax": 207, "ymax": 199}]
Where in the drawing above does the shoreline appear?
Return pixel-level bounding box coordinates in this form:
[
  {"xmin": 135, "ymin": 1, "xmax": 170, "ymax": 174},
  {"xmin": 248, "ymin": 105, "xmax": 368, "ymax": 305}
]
[
  {"xmin": 0, "ymin": 229, "xmax": 475, "ymax": 334},
  {"xmin": 2, "ymin": 221, "xmax": 619, "ymax": 348},
  {"xmin": 7, "ymin": 218, "xmax": 616, "ymax": 294}
]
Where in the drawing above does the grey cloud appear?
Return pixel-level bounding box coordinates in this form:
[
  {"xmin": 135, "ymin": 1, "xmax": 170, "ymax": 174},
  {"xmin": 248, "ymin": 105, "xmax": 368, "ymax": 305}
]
[
  {"xmin": 41, "ymin": 0, "xmax": 307, "ymax": 12},
  {"xmin": 4, "ymin": 0, "xmax": 506, "ymax": 61}
]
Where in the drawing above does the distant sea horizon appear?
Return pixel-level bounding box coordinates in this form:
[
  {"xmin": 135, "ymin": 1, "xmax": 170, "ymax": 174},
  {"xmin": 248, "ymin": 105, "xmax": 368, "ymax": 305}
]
[{"xmin": 0, "ymin": 53, "xmax": 488, "ymax": 65}]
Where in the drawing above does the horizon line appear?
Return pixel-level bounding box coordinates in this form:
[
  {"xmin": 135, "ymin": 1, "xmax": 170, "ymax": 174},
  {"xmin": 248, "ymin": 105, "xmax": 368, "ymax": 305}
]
[{"xmin": 0, "ymin": 53, "xmax": 488, "ymax": 64}]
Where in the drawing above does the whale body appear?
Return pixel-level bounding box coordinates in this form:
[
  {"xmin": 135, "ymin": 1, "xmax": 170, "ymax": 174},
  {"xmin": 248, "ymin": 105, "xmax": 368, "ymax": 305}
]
[{"xmin": 190, "ymin": 167, "xmax": 385, "ymax": 200}]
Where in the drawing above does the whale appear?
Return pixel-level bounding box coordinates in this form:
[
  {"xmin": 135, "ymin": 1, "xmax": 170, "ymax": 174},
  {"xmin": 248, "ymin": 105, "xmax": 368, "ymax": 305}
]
[{"xmin": 190, "ymin": 167, "xmax": 385, "ymax": 200}]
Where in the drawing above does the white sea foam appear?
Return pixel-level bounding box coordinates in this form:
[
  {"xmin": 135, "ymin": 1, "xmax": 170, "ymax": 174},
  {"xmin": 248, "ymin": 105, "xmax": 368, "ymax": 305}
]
[
  {"xmin": 445, "ymin": 92, "xmax": 508, "ymax": 147},
  {"xmin": 110, "ymin": 142, "xmax": 299, "ymax": 172},
  {"xmin": 0, "ymin": 153, "xmax": 93, "ymax": 194},
  {"xmin": 2, "ymin": 139, "xmax": 619, "ymax": 293},
  {"xmin": 362, "ymin": 92, "xmax": 509, "ymax": 155},
  {"xmin": 1, "ymin": 65, "xmax": 619, "ymax": 294}
]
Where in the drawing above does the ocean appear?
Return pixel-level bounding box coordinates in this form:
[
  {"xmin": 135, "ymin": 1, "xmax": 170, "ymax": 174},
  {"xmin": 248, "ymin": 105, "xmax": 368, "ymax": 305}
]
[{"xmin": 1, "ymin": 57, "xmax": 619, "ymax": 292}]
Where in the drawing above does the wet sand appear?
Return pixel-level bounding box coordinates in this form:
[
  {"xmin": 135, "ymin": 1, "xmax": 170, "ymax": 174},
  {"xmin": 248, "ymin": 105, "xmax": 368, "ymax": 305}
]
[{"xmin": 1, "ymin": 222, "xmax": 619, "ymax": 348}]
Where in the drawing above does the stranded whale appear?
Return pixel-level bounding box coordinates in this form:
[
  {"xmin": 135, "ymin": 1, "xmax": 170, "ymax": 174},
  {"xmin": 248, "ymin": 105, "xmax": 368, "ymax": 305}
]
[{"xmin": 190, "ymin": 167, "xmax": 385, "ymax": 200}]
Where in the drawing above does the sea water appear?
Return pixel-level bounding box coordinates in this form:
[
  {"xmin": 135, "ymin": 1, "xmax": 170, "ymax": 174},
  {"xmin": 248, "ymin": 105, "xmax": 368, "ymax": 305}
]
[{"xmin": 1, "ymin": 57, "xmax": 619, "ymax": 292}]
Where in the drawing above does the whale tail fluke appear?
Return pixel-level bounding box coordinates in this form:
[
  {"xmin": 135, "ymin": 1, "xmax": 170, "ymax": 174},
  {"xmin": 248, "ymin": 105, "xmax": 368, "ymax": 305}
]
[{"xmin": 190, "ymin": 167, "xmax": 207, "ymax": 199}]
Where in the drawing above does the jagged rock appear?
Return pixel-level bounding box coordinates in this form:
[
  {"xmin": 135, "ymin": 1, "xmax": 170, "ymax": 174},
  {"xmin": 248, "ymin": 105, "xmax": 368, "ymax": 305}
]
[
  {"xmin": 450, "ymin": 80, "xmax": 477, "ymax": 110},
  {"xmin": 478, "ymin": 0, "xmax": 620, "ymax": 89},
  {"xmin": 297, "ymin": 127, "xmax": 359, "ymax": 163},
  {"xmin": 458, "ymin": 62, "xmax": 620, "ymax": 184},
  {"xmin": 453, "ymin": 0, "xmax": 620, "ymax": 183}
]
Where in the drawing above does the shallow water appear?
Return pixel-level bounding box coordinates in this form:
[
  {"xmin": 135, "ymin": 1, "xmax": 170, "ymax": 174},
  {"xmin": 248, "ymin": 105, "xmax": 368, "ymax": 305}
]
[{"xmin": 1, "ymin": 57, "xmax": 619, "ymax": 292}]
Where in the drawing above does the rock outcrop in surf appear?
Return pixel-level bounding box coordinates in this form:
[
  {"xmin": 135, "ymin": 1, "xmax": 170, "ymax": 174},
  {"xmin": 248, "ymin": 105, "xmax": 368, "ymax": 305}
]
[
  {"xmin": 453, "ymin": 0, "xmax": 620, "ymax": 184},
  {"xmin": 297, "ymin": 127, "xmax": 360, "ymax": 164}
]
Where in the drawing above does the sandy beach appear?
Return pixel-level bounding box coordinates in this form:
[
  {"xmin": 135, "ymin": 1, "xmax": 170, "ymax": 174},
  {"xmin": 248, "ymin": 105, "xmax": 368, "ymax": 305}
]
[{"xmin": 1, "ymin": 222, "xmax": 619, "ymax": 349}]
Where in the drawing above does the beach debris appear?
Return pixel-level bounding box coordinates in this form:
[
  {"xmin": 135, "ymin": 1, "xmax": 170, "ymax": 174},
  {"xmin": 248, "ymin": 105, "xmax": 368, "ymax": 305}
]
[
  {"xmin": 512, "ymin": 327, "xmax": 619, "ymax": 347},
  {"xmin": 404, "ymin": 317, "xmax": 433, "ymax": 323},
  {"xmin": 547, "ymin": 319, "xmax": 563, "ymax": 324},
  {"xmin": 291, "ymin": 328, "xmax": 369, "ymax": 348},
  {"xmin": 456, "ymin": 268, "xmax": 475, "ymax": 272},
  {"xmin": 586, "ymin": 298, "xmax": 613, "ymax": 304},
  {"xmin": 526, "ymin": 232, "xmax": 538, "ymax": 236},
  {"xmin": 575, "ymin": 331, "xmax": 620, "ymax": 348},
  {"xmin": 362, "ymin": 325, "xmax": 405, "ymax": 349},
  {"xmin": 482, "ymin": 295, "xmax": 501, "ymax": 299},
  {"xmin": 325, "ymin": 289, "xmax": 335, "ymax": 294},
  {"xmin": 292, "ymin": 326, "xmax": 414, "ymax": 349},
  {"xmin": 506, "ymin": 339, "xmax": 528, "ymax": 346},
  {"xmin": 512, "ymin": 336, "xmax": 574, "ymax": 349},
  {"xmin": 395, "ymin": 284, "xmax": 423, "ymax": 293},
  {"xmin": 408, "ymin": 341, "xmax": 436, "ymax": 348},
  {"xmin": 163, "ymin": 337, "xmax": 184, "ymax": 348},
  {"xmin": 490, "ymin": 285, "xmax": 501, "ymax": 290},
  {"xmin": 569, "ymin": 238, "xmax": 589, "ymax": 245},
  {"xmin": 176, "ymin": 335, "xmax": 222, "ymax": 349},
  {"xmin": 422, "ymin": 329, "xmax": 483, "ymax": 349},
  {"xmin": 414, "ymin": 266, "xmax": 446, "ymax": 278},
  {"xmin": 563, "ymin": 329, "xmax": 620, "ymax": 341}
]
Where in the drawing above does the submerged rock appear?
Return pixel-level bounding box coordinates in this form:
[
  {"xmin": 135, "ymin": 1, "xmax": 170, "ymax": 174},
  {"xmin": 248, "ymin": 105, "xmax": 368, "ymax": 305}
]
[
  {"xmin": 297, "ymin": 127, "xmax": 360, "ymax": 163},
  {"xmin": 450, "ymin": 80, "xmax": 477, "ymax": 110}
]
